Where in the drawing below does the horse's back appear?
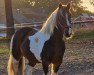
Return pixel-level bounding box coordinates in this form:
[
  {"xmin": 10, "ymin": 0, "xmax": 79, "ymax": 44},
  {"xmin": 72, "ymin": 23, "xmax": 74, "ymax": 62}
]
[{"xmin": 11, "ymin": 27, "xmax": 35, "ymax": 60}]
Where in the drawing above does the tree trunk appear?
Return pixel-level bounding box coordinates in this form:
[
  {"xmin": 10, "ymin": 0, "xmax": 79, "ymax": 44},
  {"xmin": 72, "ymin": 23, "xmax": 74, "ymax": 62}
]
[{"xmin": 5, "ymin": 0, "xmax": 15, "ymax": 39}]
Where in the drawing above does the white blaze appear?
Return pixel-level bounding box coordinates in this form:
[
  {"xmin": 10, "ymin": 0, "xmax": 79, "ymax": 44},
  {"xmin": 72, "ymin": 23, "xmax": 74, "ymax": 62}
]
[
  {"xmin": 66, "ymin": 13, "xmax": 70, "ymax": 26},
  {"xmin": 66, "ymin": 13, "xmax": 72, "ymax": 34},
  {"xmin": 69, "ymin": 28, "xmax": 72, "ymax": 34}
]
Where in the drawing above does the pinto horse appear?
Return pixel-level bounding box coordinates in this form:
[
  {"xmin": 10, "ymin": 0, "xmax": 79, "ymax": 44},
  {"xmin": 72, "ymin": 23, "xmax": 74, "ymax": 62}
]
[{"xmin": 7, "ymin": 2, "xmax": 72, "ymax": 75}]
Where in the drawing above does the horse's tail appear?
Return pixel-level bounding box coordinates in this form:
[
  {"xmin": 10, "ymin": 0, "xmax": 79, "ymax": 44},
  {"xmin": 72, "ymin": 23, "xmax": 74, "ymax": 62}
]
[
  {"xmin": 7, "ymin": 54, "xmax": 14, "ymax": 75},
  {"xmin": 7, "ymin": 53, "xmax": 25, "ymax": 75}
]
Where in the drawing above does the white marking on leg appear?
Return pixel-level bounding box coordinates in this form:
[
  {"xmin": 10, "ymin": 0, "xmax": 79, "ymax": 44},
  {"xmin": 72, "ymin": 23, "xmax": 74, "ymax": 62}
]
[
  {"xmin": 12, "ymin": 57, "xmax": 19, "ymax": 75},
  {"xmin": 47, "ymin": 64, "xmax": 52, "ymax": 75},
  {"xmin": 50, "ymin": 64, "xmax": 58, "ymax": 75},
  {"xmin": 51, "ymin": 64, "xmax": 54, "ymax": 75},
  {"xmin": 25, "ymin": 65, "xmax": 33, "ymax": 75},
  {"xmin": 28, "ymin": 31, "xmax": 51, "ymax": 62},
  {"xmin": 52, "ymin": 72, "xmax": 58, "ymax": 75}
]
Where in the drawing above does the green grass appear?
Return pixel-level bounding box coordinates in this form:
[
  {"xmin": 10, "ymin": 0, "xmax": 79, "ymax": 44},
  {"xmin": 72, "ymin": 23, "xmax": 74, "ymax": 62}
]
[
  {"xmin": 0, "ymin": 48, "xmax": 9, "ymax": 53},
  {"xmin": 0, "ymin": 44, "xmax": 9, "ymax": 53},
  {"xmin": 73, "ymin": 28, "xmax": 94, "ymax": 40}
]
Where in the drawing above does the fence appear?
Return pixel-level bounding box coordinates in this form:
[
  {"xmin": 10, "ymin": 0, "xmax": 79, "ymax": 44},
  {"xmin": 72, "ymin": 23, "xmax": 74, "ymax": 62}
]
[
  {"xmin": 0, "ymin": 19, "xmax": 94, "ymax": 37},
  {"xmin": 0, "ymin": 22, "xmax": 43, "ymax": 37},
  {"xmin": 0, "ymin": 19, "xmax": 94, "ymax": 51}
]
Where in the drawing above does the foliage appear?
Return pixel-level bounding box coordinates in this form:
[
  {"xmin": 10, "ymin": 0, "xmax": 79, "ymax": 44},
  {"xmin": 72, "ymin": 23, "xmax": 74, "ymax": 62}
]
[
  {"xmin": 0, "ymin": 48, "xmax": 9, "ymax": 53},
  {"xmin": 12, "ymin": 0, "xmax": 90, "ymax": 17},
  {"xmin": 0, "ymin": 44, "xmax": 9, "ymax": 53},
  {"xmin": 90, "ymin": 0, "xmax": 94, "ymax": 6},
  {"xmin": 59, "ymin": 0, "xmax": 92, "ymax": 16},
  {"xmin": 12, "ymin": 0, "xmax": 30, "ymax": 8}
]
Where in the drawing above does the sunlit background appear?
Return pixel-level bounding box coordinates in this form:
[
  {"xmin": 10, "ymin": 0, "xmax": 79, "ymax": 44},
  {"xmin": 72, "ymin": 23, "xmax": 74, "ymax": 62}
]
[
  {"xmin": 0, "ymin": 0, "xmax": 94, "ymax": 17},
  {"xmin": 82, "ymin": 0, "xmax": 94, "ymax": 13}
]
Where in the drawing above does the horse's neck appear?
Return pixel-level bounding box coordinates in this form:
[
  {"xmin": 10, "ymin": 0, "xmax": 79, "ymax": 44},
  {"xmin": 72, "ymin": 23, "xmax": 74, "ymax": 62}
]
[
  {"xmin": 35, "ymin": 31, "xmax": 51, "ymax": 41},
  {"xmin": 50, "ymin": 27, "xmax": 63, "ymax": 42},
  {"xmin": 40, "ymin": 9, "xmax": 58, "ymax": 35}
]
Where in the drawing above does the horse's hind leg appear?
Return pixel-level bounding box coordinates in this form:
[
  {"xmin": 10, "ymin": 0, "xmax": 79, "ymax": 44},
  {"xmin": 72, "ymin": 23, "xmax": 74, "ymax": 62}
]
[
  {"xmin": 12, "ymin": 57, "xmax": 19, "ymax": 75},
  {"xmin": 18, "ymin": 57, "xmax": 25, "ymax": 75},
  {"xmin": 13, "ymin": 57, "xmax": 25, "ymax": 75},
  {"xmin": 7, "ymin": 53, "xmax": 19, "ymax": 75},
  {"xmin": 25, "ymin": 64, "xmax": 33, "ymax": 75},
  {"xmin": 8, "ymin": 54, "xmax": 25, "ymax": 75}
]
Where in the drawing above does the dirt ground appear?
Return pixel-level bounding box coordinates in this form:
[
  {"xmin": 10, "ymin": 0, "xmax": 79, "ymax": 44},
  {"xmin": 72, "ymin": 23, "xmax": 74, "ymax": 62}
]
[{"xmin": 0, "ymin": 41, "xmax": 94, "ymax": 75}]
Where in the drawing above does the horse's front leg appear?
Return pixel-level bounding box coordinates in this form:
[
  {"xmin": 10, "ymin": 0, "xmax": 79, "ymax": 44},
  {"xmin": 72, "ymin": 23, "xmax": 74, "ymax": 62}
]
[
  {"xmin": 52, "ymin": 61, "xmax": 62, "ymax": 75},
  {"xmin": 42, "ymin": 62, "xmax": 50, "ymax": 75}
]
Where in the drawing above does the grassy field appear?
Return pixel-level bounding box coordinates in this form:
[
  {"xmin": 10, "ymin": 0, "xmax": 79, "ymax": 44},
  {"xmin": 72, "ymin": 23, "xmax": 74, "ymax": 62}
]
[
  {"xmin": 0, "ymin": 48, "xmax": 9, "ymax": 53},
  {"xmin": 73, "ymin": 27, "xmax": 94, "ymax": 40},
  {"xmin": 0, "ymin": 44, "xmax": 9, "ymax": 53}
]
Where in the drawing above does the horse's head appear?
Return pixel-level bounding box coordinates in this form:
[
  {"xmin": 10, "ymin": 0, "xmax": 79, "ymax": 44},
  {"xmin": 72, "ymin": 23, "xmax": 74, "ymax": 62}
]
[{"xmin": 56, "ymin": 2, "xmax": 72, "ymax": 38}]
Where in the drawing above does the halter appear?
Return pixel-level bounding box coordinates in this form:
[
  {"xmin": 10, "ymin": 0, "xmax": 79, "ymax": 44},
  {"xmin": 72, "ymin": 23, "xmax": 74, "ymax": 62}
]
[
  {"xmin": 64, "ymin": 25, "xmax": 72, "ymax": 29},
  {"xmin": 56, "ymin": 21, "xmax": 72, "ymax": 35},
  {"xmin": 58, "ymin": 21, "xmax": 72, "ymax": 30}
]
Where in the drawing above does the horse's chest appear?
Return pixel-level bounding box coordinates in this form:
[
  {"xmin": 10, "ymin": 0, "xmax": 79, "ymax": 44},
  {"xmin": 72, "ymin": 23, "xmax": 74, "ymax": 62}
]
[{"xmin": 28, "ymin": 32, "xmax": 50, "ymax": 62}]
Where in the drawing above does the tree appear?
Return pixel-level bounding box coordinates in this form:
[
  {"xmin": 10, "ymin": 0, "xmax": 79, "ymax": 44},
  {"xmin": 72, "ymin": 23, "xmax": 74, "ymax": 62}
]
[
  {"xmin": 59, "ymin": 0, "xmax": 88, "ymax": 17},
  {"xmin": 12, "ymin": 0, "xmax": 90, "ymax": 17},
  {"xmin": 12, "ymin": 0, "xmax": 30, "ymax": 8},
  {"xmin": 5, "ymin": 0, "xmax": 15, "ymax": 38},
  {"xmin": 90, "ymin": 0, "xmax": 94, "ymax": 5}
]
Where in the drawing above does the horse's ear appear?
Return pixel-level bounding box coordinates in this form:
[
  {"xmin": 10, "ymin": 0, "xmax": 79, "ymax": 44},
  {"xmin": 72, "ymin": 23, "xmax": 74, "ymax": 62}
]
[
  {"xmin": 67, "ymin": 3, "xmax": 71, "ymax": 10},
  {"xmin": 59, "ymin": 2, "xmax": 62, "ymax": 8}
]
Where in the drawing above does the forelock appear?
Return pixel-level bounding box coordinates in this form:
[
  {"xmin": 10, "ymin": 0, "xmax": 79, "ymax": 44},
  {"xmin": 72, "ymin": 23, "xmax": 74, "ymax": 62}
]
[
  {"xmin": 59, "ymin": 6, "xmax": 68, "ymax": 18},
  {"xmin": 60, "ymin": 8, "xmax": 64, "ymax": 17}
]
